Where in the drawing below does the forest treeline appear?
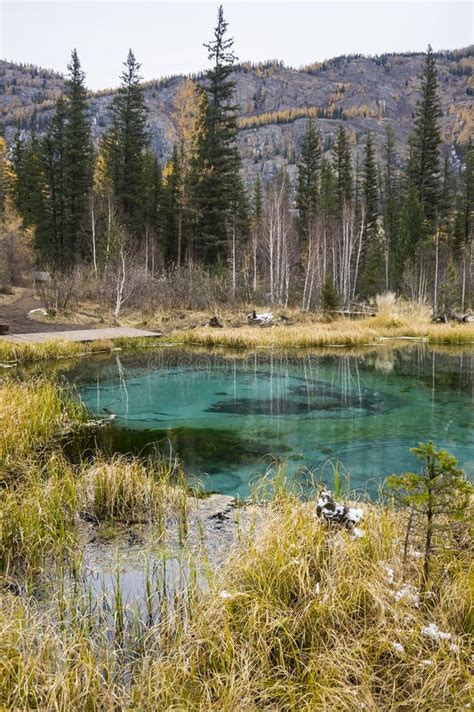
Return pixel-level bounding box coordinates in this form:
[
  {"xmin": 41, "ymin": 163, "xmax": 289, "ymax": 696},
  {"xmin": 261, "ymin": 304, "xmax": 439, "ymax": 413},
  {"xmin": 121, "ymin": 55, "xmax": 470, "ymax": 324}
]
[{"xmin": 0, "ymin": 6, "xmax": 472, "ymax": 314}]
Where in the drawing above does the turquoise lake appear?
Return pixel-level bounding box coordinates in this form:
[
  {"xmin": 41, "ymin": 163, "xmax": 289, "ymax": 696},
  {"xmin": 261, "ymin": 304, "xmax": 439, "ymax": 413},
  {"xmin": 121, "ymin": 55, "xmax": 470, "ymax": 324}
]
[{"xmin": 70, "ymin": 347, "xmax": 473, "ymax": 498}]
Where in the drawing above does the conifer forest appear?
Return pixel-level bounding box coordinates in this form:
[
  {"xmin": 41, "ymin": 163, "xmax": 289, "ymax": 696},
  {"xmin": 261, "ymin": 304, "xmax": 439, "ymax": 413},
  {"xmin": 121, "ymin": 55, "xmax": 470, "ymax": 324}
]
[{"xmin": 1, "ymin": 7, "xmax": 472, "ymax": 316}]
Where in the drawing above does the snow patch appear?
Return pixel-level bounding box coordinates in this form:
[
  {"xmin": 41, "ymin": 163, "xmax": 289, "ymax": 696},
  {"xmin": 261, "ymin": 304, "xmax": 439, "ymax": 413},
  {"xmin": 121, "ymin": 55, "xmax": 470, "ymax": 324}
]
[
  {"xmin": 421, "ymin": 623, "xmax": 452, "ymax": 641},
  {"xmin": 393, "ymin": 584, "xmax": 420, "ymax": 607}
]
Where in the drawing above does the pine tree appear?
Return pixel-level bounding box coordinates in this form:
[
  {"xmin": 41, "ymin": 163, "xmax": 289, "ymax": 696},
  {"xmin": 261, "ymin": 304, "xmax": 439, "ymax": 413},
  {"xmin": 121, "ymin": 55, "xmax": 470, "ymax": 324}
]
[
  {"xmin": 407, "ymin": 46, "xmax": 441, "ymax": 226},
  {"xmin": 358, "ymin": 132, "xmax": 383, "ymax": 298},
  {"xmin": 105, "ymin": 49, "xmax": 149, "ymax": 240},
  {"xmin": 192, "ymin": 5, "xmax": 246, "ymax": 264},
  {"xmin": 63, "ymin": 49, "xmax": 92, "ymax": 265},
  {"xmin": 386, "ymin": 441, "xmax": 472, "ymax": 591},
  {"xmin": 297, "ymin": 119, "xmax": 321, "ymax": 235}
]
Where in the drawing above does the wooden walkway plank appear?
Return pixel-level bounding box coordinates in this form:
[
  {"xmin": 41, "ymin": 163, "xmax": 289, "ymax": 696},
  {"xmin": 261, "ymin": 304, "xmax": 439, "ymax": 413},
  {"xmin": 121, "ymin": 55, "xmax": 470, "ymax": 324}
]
[{"xmin": 0, "ymin": 327, "xmax": 161, "ymax": 344}]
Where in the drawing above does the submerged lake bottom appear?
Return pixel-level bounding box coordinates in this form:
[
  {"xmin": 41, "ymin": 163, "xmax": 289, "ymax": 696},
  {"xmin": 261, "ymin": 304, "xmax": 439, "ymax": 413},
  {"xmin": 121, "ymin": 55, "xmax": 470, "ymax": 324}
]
[{"xmin": 68, "ymin": 346, "xmax": 473, "ymax": 499}]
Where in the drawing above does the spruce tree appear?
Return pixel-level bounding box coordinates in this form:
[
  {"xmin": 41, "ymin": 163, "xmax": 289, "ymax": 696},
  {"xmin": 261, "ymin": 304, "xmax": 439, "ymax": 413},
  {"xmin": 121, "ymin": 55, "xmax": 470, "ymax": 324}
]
[
  {"xmin": 297, "ymin": 119, "xmax": 321, "ymax": 235},
  {"xmin": 41, "ymin": 98, "xmax": 67, "ymax": 266},
  {"xmin": 253, "ymin": 174, "xmax": 263, "ymax": 225},
  {"xmin": 454, "ymin": 142, "xmax": 473, "ymax": 256},
  {"xmin": 453, "ymin": 143, "xmax": 473, "ymax": 307},
  {"xmin": 106, "ymin": 49, "xmax": 149, "ymax": 240},
  {"xmin": 333, "ymin": 125, "xmax": 352, "ymax": 210},
  {"xmin": 321, "ymin": 274, "xmax": 339, "ymax": 312},
  {"xmin": 192, "ymin": 5, "xmax": 246, "ymax": 264},
  {"xmin": 382, "ymin": 125, "xmax": 401, "ymax": 290},
  {"xmin": 407, "ymin": 46, "xmax": 441, "ymax": 226},
  {"xmin": 320, "ymin": 157, "xmax": 338, "ymax": 224},
  {"xmin": 63, "ymin": 49, "xmax": 92, "ymax": 265},
  {"xmin": 359, "ymin": 132, "xmax": 383, "ymax": 298},
  {"xmin": 398, "ymin": 186, "xmax": 426, "ymax": 288},
  {"xmin": 162, "ymin": 145, "xmax": 181, "ymax": 263},
  {"xmin": 142, "ymin": 149, "xmax": 162, "ymax": 272},
  {"xmin": 11, "ymin": 129, "xmax": 47, "ymax": 253}
]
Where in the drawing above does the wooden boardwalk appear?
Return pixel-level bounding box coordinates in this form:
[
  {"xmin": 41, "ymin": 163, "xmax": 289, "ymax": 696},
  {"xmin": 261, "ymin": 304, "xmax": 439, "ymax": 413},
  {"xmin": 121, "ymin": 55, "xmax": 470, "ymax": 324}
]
[{"xmin": 0, "ymin": 326, "xmax": 161, "ymax": 344}]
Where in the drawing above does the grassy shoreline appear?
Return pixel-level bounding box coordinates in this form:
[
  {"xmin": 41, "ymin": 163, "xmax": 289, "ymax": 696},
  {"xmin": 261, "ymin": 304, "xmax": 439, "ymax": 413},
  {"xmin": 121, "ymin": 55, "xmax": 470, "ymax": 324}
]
[
  {"xmin": 0, "ymin": 377, "xmax": 472, "ymax": 709},
  {"xmin": 0, "ymin": 319, "xmax": 473, "ymax": 365},
  {"xmin": 168, "ymin": 319, "xmax": 474, "ymax": 350},
  {"xmin": 0, "ymin": 335, "xmax": 164, "ymax": 364}
]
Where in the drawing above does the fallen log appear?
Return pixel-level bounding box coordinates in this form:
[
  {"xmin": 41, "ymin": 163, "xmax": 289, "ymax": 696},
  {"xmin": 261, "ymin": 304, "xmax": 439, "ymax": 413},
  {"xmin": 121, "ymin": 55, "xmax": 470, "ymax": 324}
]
[
  {"xmin": 246, "ymin": 310, "xmax": 274, "ymax": 326},
  {"xmin": 328, "ymin": 309, "xmax": 377, "ymax": 317},
  {"xmin": 432, "ymin": 312, "xmax": 472, "ymax": 324}
]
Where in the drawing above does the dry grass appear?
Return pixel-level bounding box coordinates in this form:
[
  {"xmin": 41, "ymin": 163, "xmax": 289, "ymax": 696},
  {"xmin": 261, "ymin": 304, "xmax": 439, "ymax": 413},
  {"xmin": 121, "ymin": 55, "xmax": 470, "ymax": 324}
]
[
  {"xmin": 0, "ymin": 379, "xmax": 84, "ymax": 481},
  {"xmin": 0, "ymin": 494, "xmax": 470, "ymax": 710},
  {"xmin": 0, "ymin": 378, "xmax": 190, "ymax": 575},
  {"xmin": 80, "ymin": 454, "xmax": 189, "ymax": 525},
  {"xmin": 0, "ymin": 335, "xmax": 163, "ymax": 364},
  {"xmin": 132, "ymin": 496, "xmax": 472, "ymax": 711},
  {"xmin": 0, "ymin": 286, "xmax": 28, "ymax": 306},
  {"xmin": 0, "ymin": 455, "xmax": 78, "ymax": 575},
  {"xmin": 168, "ymin": 318, "xmax": 474, "ymax": 350},
  {"xmin": 0, "ymin": 361, "xmax": 471, "ymax": 709}
]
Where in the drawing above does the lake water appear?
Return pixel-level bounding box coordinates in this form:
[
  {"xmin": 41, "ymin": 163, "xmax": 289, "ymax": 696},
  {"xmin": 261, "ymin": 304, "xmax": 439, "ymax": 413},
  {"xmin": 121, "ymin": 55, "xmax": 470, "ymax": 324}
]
[{"xmin": 70, "ymin": 347, "xmax": 473, "ymax": 498}]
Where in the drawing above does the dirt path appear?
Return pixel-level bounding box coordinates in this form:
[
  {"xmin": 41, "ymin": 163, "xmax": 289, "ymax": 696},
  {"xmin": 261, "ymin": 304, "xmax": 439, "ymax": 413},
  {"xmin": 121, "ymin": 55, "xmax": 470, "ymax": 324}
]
[{"xmin": 0, "ymin": 289, "xmax": 99, "ymax": 335}]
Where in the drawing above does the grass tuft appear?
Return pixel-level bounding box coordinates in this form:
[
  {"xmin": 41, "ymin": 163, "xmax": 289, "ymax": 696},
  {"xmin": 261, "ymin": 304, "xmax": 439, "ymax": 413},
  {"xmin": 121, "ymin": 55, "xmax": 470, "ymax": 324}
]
[{"xmin": 80, "ymin": 454, "xmax": 189, "ymax": 524}]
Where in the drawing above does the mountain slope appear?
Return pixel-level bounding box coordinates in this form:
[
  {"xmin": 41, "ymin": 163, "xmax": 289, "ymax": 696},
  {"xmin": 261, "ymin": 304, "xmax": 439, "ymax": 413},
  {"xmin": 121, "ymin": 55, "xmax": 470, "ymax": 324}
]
[{"xmin": 1, "ymin": 47, "xmax": 472, "ymax": 183}]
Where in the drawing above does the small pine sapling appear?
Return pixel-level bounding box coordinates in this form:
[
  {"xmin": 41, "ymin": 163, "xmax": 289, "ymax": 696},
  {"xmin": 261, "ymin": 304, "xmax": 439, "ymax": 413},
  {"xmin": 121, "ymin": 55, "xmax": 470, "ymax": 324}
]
[
  {"xmin": 321, "ymin": 275, "xmax": 340, "ymax": 312},
  {"xmin": 385, "ymin": 441, "xmax": 472, "ymax": 592}
]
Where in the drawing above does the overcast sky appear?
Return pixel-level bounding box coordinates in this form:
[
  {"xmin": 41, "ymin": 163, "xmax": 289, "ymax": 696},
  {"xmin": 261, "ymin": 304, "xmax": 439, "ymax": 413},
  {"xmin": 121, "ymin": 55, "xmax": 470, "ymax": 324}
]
[{"xmin": 1, "ymin": 1, "xmax": 472, "ymax": 90}]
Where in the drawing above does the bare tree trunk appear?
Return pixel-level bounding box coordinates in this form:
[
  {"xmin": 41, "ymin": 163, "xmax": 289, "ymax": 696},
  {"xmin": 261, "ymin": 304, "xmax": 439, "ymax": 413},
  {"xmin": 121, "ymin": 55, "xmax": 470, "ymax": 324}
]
[
  {"xmin": 114, "ymin": 247, "xmax": 126, "ymax": 321},
  {"xmin": 145, "ymin": 226, "xmax": 149, "ymax": 277},
  {"xmin": 352, "ymin": 206, "xmax": 365, "ymax": 303},
  {"xmin": 231, "ymin": 216, "xmax": 236, "ymax": 301},
  {"xmin": 104, "ymin": 193, "xmax": 113, "ymax": 277},
  {"xmin": 252, "ymin": 230, "xmax": 257, "ymax": 293},
  {"xmin": 433, "ymin": 232, "xmax": 439, "ymax": 312},
  {"xmin": 177, "ymin": 211, "xmax": 182, "ymax": 269},
  {"xmin": 90, "ymin": 194, "xmax": 98, "ymax": 275},
  {"xmin": 269, "ymin": 219, "xmax": 274, "ymax": 304}
]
